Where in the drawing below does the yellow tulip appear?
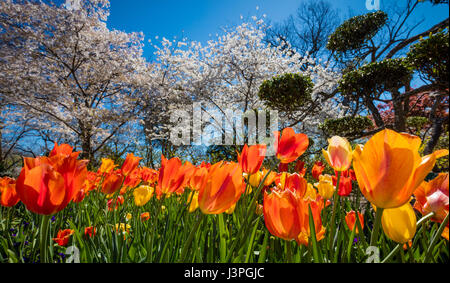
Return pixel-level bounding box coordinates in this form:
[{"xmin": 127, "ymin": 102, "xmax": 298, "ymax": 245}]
[
  {"xmin": 381, "ymin": 202, "xmax": 417, "ymax": 244},
  {"xmin": 303, "ymin": 183, "xmax": 318, "ymax": 201},
  {"xmin": 99, "ymin": 158, "xmax": 117, "ymax": 174},
  {"xmin": 352, "ymin": 129, "xmax": 448, "ymax": 209},
  {"xmin": 314, "ymin": 174, "xmax": 335, "ymax": 200},
  {"xmin": 133, "ymin": 185, "xmax": 154, "ymax": 207},
  {"xmin": 248, "ymin": 171, "xmax": 263, "ymax": 188},
  {"xmin": 322, "ymin": 136, "xmax": 352, "ymax": 172},
  {"xmin": 188, "ymin": 191, "xmax": 199, "ymax": 213}
]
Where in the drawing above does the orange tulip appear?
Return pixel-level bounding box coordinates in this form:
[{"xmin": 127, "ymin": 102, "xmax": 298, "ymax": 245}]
[
  {"xmin": 140, "ymin": 212, "xmax": 150, "ymax": 222},
  {"xmin": 15, "ymin": 143, "xmax": 88, "ymax": 215},
  {"xmin": 263, "ymin": 188, "xmax": 303, "ymax": 241},
  {"xmin": 0, "ymin": 177, "xmax": 20, "ymax": 207},
  {"xmin": 102, "ymin": 171, "xmax": 124, "ymax": 195},
  {"xmin": 296, "ymin": 196, "xmax": 326, "ymax": 246},
  {"xmin": 262, "ymin": 168, "xmax": 277, "ymax": 187},
  {"xmin": 157, "ymin": 155, "xmax": 189, "ymax": 196},
  {"xmin": 352, "ymin": 129, "xmax": 448, "ymax": 209},
  {"xmin": 275, "ymin": 172, "xmax": 307, "ymax": 199},
  {"xmin": 198, "ymin": 161, "xmax": 243, "ymax": 214},
  {"xmin": 53, "ymin": 229, "xmax": 74, "ymax": 246},
  {"xmin": 121, "ymin": 153, "xmax": 142, "ymax": 176},
  {"xmin": 140, "ymin": 166, "xmax": 158, "ymax": 184},
  {"xmin": 345, "ymin": 211, "xmax": 364, "ymax": 234},
  {"xmin": 274, "ymin": 128, "xmax": 309, "ymax": 164},
  {"xmin": 238, "ymin": 144, "xmax": 266, "ymax": 175},
  {"xmin": 322, "ymin": 136, "xmax": 352, "ymax": 172},
  {"xmin": 311, "ymin": 161, "xmax": 325, "ymax": 181},
  {"xmin": 414, "ymin": 173, "xmax": 448, "ymax": 223}
]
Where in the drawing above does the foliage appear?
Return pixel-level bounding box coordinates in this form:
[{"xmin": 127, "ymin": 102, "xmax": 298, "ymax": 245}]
[
  {"xmin": 319, "ymin": 116, "xmax": 373, "ymax": 137},
  {"xmin": 338, "ymin": 58, "xmax": 413, "ymax": 99},
  {"xmin": 407, "ymin": 28, "xmax": 449, "ymax": 87},
  {"xmin": 258, "ymin": 73, "xmax": 314, "ymax": 113},
  {"xmin": 326, "ymin": 11, "xmax": 388, "ymax": 53}
]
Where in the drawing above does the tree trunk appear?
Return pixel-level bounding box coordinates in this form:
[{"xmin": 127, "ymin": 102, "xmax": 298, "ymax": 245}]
[
  {"xmin": 80, "ymin": 131, "xmax": 93, "ymax": 161},
  {"xmin": 392, "ymin": 90, "xmax": 406, "ymax": 132},
  {"xmin": 366, "ymin": 99, "xmax": 385, "ymax": 128}
]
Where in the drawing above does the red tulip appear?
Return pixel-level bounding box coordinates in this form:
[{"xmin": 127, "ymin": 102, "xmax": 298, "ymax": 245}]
[
  {"xmin": 53, "ymin": 229, "xmax": 74, "ymax": 246},
  {"xmin": 274, "ymin": 128, "xmax": 309, "ymax": 164},
  {"xmin": 238, "ymin": 144, "xmax": 266, "ymax": 175},
  {"xmin": 311, "ymin": 161, "xmax": 325, "ymax": 181}
]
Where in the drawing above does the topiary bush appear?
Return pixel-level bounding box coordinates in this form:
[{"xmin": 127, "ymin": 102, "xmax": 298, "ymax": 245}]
[
  {"xmin": 258, "ymin": 73, "xmax": 314, "ymax": 113},
  {"xmin": 327, "ymin": 11, "xmax": 388, "ymax": 53},
  {"xmin": 319, "ymin": 116, "xmax": 373, "ymax": 137}
]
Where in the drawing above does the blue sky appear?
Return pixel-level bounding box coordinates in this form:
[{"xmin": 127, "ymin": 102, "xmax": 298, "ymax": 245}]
[{"xmin": 106, "ymin": 0, "xmax": 449, "ymax": 60}]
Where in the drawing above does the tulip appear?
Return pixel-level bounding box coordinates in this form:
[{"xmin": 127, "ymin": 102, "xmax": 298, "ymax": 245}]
[
  {"xmin": 115, "ymin": 223, "xmax": 131, "ymax": 234},
  {"xmin": 72, "ymin": 188, "xmax": 85, "ymax": 203},
  {"xmin": 276, "ymin": 172, "xmax": 307, "ymax": 199},
  {"xmin": 107, "ymin": 195, "xmax": 124, "ymax": 211},
  {"xmin": 414, "ymin": 173, "xmax": 449, "ymax": 223},
  {"xmin": 278, "ymin": 162, "xmax": 289, "ymax": 172},
  {"xmin": 157, "ymin": 155, "xmax": 189, "ymax": 196},
  {"xmin": 333, "ymin": 169, "xmax": 355, "ymax": 197},
  {"xmin": 314, "ymin": 174, "xmax": 335, "ymax": 200},
  {"xmin": 303, "ymin": 183, "xmax": 318, "ymax": 201},
  {"xmin": 102, "ymin": 171, "xmax": 124, "ymax": 195},
  {"xmin": 295, "ymin": 160, "xmax": 307, "ymax": 177},
  {"xmin": 0, "ymin": 177, "xmax": 20, "ymax": 207},
  {"xmin": 84, "ymin": 226, "xmax": 96, "ymax": 238},
  {"xmin": 121, "ymin": 153, "xmax": 142, "ymax": 176},
  {"xmin": 262, "ymin": 168, "xmax": 277, "ymax": 187},
  {"xmin": 322, "ymin": 136, "xmax": 352, "ymax": 172},
  {"xmin": 248, "ymin": 171, "xmax": 263, "ymax": 188},
  {"xmin": 188, "ymin": 191, "xmax": 199, "ymax": 213},
  {"xmin": 187, "ymin": 166, "xmax": 209, "ymax": 191},
  {"xmin": 140, "ymin": 167, "xmax": 158, "ymax": 184},
  {"xmin": 296, "ymin": 197, "xmax": 326, "ymax": 247},
  {"xmin": 274, "ymin": 127, "xmax": 309, "ymax": 164},
  {"xmin": 123, "ymin": 168, "xmax": 142, "ymax": 191},
  {"xmin": 140, "ymin": 212, "xmax": 150, "ymax": 221},
  {"xmin": 381, "ymin": 202, "xmax": 417, "ymax": 244},
  {"xmin": 198, "ymin": 161, "xmax": 243, "ymax": 214},
  {"xmin": 345, "ymin": 211, "xmax": 364, "ymax": 234},
  {"xmin": 98, "ymin": 158, "xmax": 116, "ymax": 175},
  {"xmin": 263, "ymin": 188, "xmax": 303, "ymax": 241},
  {"xmin": 442, "ymin": 226, "xmax": 449, "ymax": 241},
  {"xmin": 133, "ymin": 185, "xmax": 154, "ymax": 207},
  {"xmin": 311, "ymin": 161, "xmax": 325, "ymax": 181},
  {"xmin": 238, "ymin": 144, "xmax": 266, "ymax": 175},
  {"xmin": 15, "ymin": 143, "xmax": 88, "ymax": 215},
  {"xmin": 53, "ymin": 229, "xmax": 74, "ymax": 246},
  {"xmin": 352, "ymin": 129, "xmax": 449, "ymax": 209}
]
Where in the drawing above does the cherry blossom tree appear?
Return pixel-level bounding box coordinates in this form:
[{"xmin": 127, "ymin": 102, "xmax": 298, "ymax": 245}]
[
  {"xmin": 144, "ymin": 18, "xmax": 343, "ymax": 152},
  {"xmin": 0, "ymin": 0, "xmax": 149, "ymax": 161}
]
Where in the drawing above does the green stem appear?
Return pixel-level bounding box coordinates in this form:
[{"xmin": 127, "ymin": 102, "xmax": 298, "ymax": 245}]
[
  {"xmin": 370, "ymin": 207, "xmax": 384, "ymax": 247},
  {"xmin": 328, "ymin": 172, "xmax": 341, "ymax": 251},
  {"xmin": 423, "ymin": 212, "xmax": 449, "ymax": 263},
  {"xmin": 179, "ymin": 213, "xmax": 204, "ymax": 263},
  {"xmin": 39, "ymin": 214, "xmax": 52, "ymax": 263},
  {"xmin": 286, "ymin": 240, "xmax": 292, "ymax": 263}
]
